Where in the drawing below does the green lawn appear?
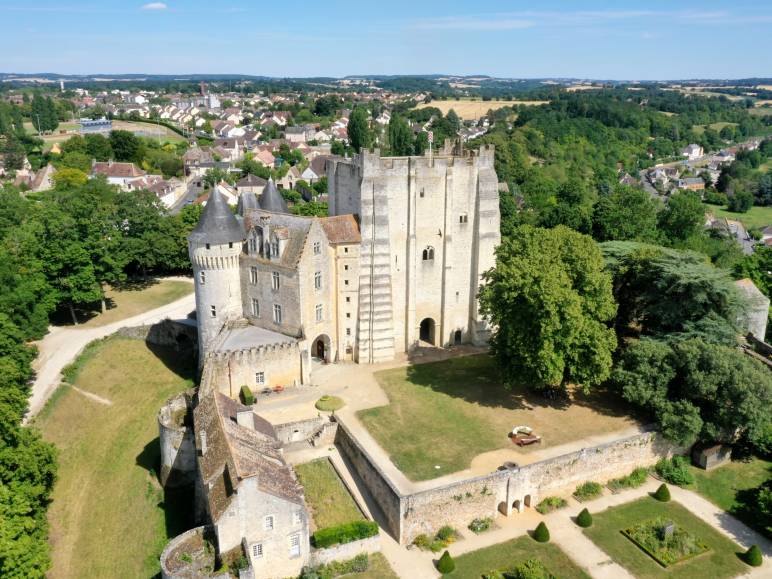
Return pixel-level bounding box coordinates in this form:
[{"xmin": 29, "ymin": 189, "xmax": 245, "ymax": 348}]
[
  {"xmin": 692, "ymin": 121, "xmax": 738, "ymax": 135},
  {"xmin": 689, "ymin": 458, "xmax": 771, "ymax": 539},
  {"xmin": 357, "ymin": 355, "xmax": 637, "ymax": 481},
  {"xmin": 445, "ymin": 535, "xmax": 590, "ymax": 579},
  {"xmin": 294, "ymin": 458, "xmax": 364, "ymax": 530},
  {"xmin": 584, "ymin": 497, "xmax": 747, "ymax": 579},
  {"xmin": 352, "ymin": 553, "xmax": 399, "ymax": 579},
  {"xmin": 34, "ymin": 337, "xmax": 196, "ymax": 579},
  {"xmin": 705, "ymin": 202, "xmax": 772, "ymax": 230},
  {"xmin": 60, "ymin": 279, "xmax": 192, "ymax": 327}
]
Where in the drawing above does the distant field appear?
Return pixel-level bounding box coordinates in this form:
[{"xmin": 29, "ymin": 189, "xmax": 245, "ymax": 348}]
[
  {"xmin": 705, "ymin": 203, "xmax": 772, "ymax": 230},
  {"xmin": 111, "ymin": 120, "xmax": 186, "ymax": 143},
  {"xmin": 692, "ymin": 121, "xmax": 738, "ymax": 135},
  {"xmin": 566, "ymin": 84, "xmax": 603, "ymax": 92},
  {"xmin": 414, "ymin": 98, "xmax": 548, "ymax": 120},
  {"xmin": 750, "ymin": 106, "xmax": 772, "ymax": 116}
]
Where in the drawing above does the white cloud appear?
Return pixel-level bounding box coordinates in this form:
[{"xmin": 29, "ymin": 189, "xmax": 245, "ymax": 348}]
[
  {"xmin": 141, "ymin": 2, "xmax": 167, "ymax": 10},
  {"xmin": 412, "ymin": 16, "xmax": 534, "ymax": 31}
]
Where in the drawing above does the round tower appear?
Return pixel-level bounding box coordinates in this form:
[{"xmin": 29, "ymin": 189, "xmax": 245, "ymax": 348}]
[{"xmin": 188, "ymin": 185, "xmax": 245, "ymax": 365}]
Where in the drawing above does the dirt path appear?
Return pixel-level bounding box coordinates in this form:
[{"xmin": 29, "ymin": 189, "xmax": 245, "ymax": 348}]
[{"xmin": 25, "ymin": 277, "xmax": 195, "ymax": 421}]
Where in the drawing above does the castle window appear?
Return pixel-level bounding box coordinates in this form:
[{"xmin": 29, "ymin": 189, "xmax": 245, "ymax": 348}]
[
  {"xmin": 205, "ymin": 243, "xmax": 210, "ymax": 250},
  {"xmin": 422, "ymin": 246, "xmax": 435, "ymax": 261},
  {"xmin": 249, "ymin": 238, "xmax": 257, "ymax": 253},
  {"xmin": 419, "ymin": 188, "xmax": 425, "ymax": 198},
  {"xmin": 271, "ymin": 271, "xmax": 280, "ymax": 290},
  {"xmin": 289, "ymin": 533, "xmax": 300, "ymax": 557},
  {"xmin": 293, "ymin": 511, "xmax": 302, "ymax": 525},
  {"xmin": 264, "ymin": 515, "xmax": 275, "ymax": 531},
  {"xmin": 200, "ymin": 431, "xmax": 208, "ymax": 455},
  {"xmin": 346, "ymin": 313, "xmax": 351, "ymax": 318},
  {"xmin": 459, "ymin": 213, "xmax": 468, "ymax": 224},
  {"xmin": 273, "ymin": 304, "xmax": 282, "ymax": 324},
  {"xmin": 315, "ymin": 304, "xmax": 323, "ymax": 322},
  {"xmin": 210, "ymin": 305, "xmax": 217, "ymax": 317},
  {"xmin": 314, "ymin": 271, "xmax": 322, "ymax": 290},
  {"xmin": 271, "ymin": 241, "xmax": 279, "ymax": 257},
  {"xmin": 344, "ymin": 279, "xmax": 349, "ymax": 286},
  {"xmin": 346, "ymin": 328, "xmax": 351, "ymax": 336},
  {"xmin": 344, "ymin": 247, "xmax": 348, "ymax": 253},
  {"xmin": 344, "ymin": 265, "xmax": 349, "ymax": 271},
  {"xmin": 228, "ymin": 242, "xmax": 233, "ymax": 249},
  {"xmin": 250, "ymin": 266, "xmax": 258, "ymax": 285},
  {"xmin": 251, "ymin": 543, "xmax": 263, "ymax": 558},
  {"xmin": 255, "ymin": 371, "xmax": 265, "ymax": 385},
  {"xmin": 251, "ymin": 298, "xmax": 259, "ymax": 316},
  {"xmin": 199, "ymin": 271, "xmax": 206, "ymax": 285},
  {"xmin": 345, "ymin": 297, "xmax": 351, "ymax": 303},
  {"xmin": 313, "ymin": 241, "xmax": 321, "ymax": 255}
]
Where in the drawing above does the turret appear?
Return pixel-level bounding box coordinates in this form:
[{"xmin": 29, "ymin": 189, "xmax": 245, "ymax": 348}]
[
  {"xmin": 188, "ymin": 186, "xmax": 245, "ymax": 365},
  {"xmin": 260, "ymin": 177, "xmax": 289, "ymax": 213}
]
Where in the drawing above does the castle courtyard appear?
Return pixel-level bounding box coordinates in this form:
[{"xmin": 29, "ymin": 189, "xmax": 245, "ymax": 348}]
[{"xmin": 253, "ymin": 349, "xmax": 642, "ymax": 485}]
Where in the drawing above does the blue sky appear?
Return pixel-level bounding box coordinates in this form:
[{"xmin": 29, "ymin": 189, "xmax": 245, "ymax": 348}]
[{"xmin": 2, "ymin": 0, "xmax": 771, "ymax": 79}]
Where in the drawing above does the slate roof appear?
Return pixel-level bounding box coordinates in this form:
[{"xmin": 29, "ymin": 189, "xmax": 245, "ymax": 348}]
[
  {"xmin": 236, "ymin": 173, "xmax": 267, "ymax": 189},
  {"xmin": 244, "ymin": 210, "xmax": 313, "ymax": 269},
  {"xmin": 236, "ymin": 191, "xmax": 260, "ymax": 215},
  {"xmin": 188, "ymin": 186, "xmax": 245, "ymax": 245},
  {"xmin": 91, "ymin": 161, "xmax": 145, "ymax": 178},
  {"xmin": 260, "ymin": 178, "xmax": 289, "ymax": 213}
]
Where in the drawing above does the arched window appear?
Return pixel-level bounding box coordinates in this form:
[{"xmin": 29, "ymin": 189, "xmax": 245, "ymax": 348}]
[{"xmin": 422, "ymin": 246, "xmax": 435, "ymax": 261}]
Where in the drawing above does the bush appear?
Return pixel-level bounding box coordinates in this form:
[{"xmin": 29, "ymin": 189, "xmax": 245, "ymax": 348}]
[
  {"xmin": 535, "ymin": 496, "xmax": 568, "ymax": 514},
  {"xmin": 436, "ymin": 525, "xmax": 457, "ymax": 542},
  {"xmin": 654, "ymin": 483, "xmax": 671, "ymax": 502},
  {"xmin": 607, "ymin": 467, "xmax": 649, "ymax": 492},
  {"xmin": 573, "ymin": 481, "xmax": 603, "ymax": 502},
  {"xmin": 437, "ymin": 550, "xmax": 455, "ymax": 574},
  {"xmin": 744, "ymin": 544, "xmax": 763, "ymax": 567},
  {"xmin": 300, "ymin": 554, "xmax": 370, "ymax": 579},
  {"xmin": 315, "ymin": 395, "xmax": 345, "ymax": 412},
  {"xmin": 655, "ymin": 456, "xmax": 694, "ymax": 486},
  {"xmin": 576, "ymin": 508, "xmax": 593, "ymax": 528},
  {"xmin": 468, "ymin": 517, "xmax": 493, "ymax": 534},
  {"xmin": 311, "ymin": 520, "xmax": 379, "ymax": 548},
  {"xmin": 704, "ymin": 190, "xmax": 728, "ymax": 205},
  {"xmin": 240, "ymin": 384, "xmax": 255, "ymax": 405},
  {"xmin": 533, "ymin": 522, "xmax": 550, "ymax": 543},
  {"xmin": 510, "ymin": 559, "xmax": 554, "ymax": 579},
  {"xmin": 412, "ymin": 533, "xmax": 432, "ymax": 550}
]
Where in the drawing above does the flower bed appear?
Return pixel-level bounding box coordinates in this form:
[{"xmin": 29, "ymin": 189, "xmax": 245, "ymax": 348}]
[{"xmin": 621, "ymin": 517, "xmax": 709, "ymax": 567}]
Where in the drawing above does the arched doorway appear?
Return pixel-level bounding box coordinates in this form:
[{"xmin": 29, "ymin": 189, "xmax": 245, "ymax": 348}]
[
  {"xmin": 513, "ymin": 499, "xmax": 521, "ymax": 513},
  {"xmin": 454, "ymin": 329, "xmax": 462, "ymax": 345},
  {"xmin": 524, "ymin": 494, "xmax": 532, "ymax": 508},
  {"xmin": 312, "ymin": 335, "xmax": 331, "ymax": 363},
  {"xmin": 419, "ymin": 318, "xmax": 435, "ymax": 345}
]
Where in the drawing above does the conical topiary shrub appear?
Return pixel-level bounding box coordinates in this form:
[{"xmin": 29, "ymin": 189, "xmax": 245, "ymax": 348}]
[
  {"xmin": 437, "ymin": 550, "xmax": 455, "ymax": 574},
  {"xmin": 577, "ymin": 508, "xmax": 593, "ymax": 528},
  {"xmin": 744, "ymin": 544, "xmax": 762, "ymax": 567},
  {"xmin": 533, "ymin": 521, "xmax": 550, "ymax": 542},
  {"xmin": 654, "ymin": 483, "xmax": 671, "ymax": 502}
]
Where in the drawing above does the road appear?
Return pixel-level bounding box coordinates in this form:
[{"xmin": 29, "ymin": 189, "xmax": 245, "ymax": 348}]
[
  {"xmin": 25, "ymin": 279, "xmax": 196, "ymax": 421},
  {"xmin": 169, "ymin": 180, "xmax": 204, "ymax": 215}
]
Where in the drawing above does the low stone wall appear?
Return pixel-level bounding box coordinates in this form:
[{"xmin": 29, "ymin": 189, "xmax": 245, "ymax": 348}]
[
  {"xmin": 334, "ymin": 421, "xmax": 403, "ymax": 541},
  {"xmin": 308, "ymin": 534, "xmax": 381, "ymax": 567},
  {"xmin": 117, "ymin": 318, "xmax": 198, "ymax": 351},
  {"xmin": 160, "ymin": 526, "xmax": 225, "ymax": 579},
  {"xmin": 274, "ymin": 416, "xmax": 327, "ymax": 445}
]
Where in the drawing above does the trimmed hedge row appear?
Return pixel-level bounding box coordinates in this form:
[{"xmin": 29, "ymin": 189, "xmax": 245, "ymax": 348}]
[{"xmin": 312, "ymin": 520, "xmax": 379, "ymax": 548}]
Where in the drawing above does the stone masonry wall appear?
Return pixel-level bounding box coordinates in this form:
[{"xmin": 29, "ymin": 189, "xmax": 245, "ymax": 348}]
[{"xmin": 334, "ymin": 421, "xmax": 403, "ymax": 540}]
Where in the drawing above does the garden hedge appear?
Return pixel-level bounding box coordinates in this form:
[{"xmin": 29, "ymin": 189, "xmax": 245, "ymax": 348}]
[
  {"xmin": 312, "ymin": 520, "xmax": 379, "ymax": 548},
  {"xmin": 437, "ymin": 550, "xmax": 455, "ymax": 574},
  {"xmin": 533, "ymin": 521, "xmax": 550, "ymax": 542},
  {"xmin": 577, "ymin": 508, "xmax": 593, "ymax": 528}
]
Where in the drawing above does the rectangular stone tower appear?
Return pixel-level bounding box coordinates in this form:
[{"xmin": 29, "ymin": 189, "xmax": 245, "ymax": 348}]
[{"xmin": 328, "ymin": 143, "xmax": 500, "ymax": 363}]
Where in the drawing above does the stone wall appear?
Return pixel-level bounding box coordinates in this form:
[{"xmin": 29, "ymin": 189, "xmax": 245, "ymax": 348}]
[
  {"xmin": 334, "ymin": 421, "xmax": 403, "ymax": 540},
  {"xmin": 308, "ymin": 534, "xmax": 381, "ymax": 567},
  {"xmin": 206, "ymin": 340, "xmax": 302, "ymax": 395},
  {"xmin": 116, "ymin": 318, "xmax": 198, "ymax": 351},
  {"xmin": 158, "ymin": 392, "xmax": 197, "ymax": 488},
  {"xmin": 273, "ymin": 416, "xmax": 327, "ymax": 445}
]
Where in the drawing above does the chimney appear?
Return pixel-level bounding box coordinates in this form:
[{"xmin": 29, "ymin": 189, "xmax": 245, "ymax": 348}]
[{"xmin": 236, "ymin": 410, "xmax": 254, "ymax": 430}]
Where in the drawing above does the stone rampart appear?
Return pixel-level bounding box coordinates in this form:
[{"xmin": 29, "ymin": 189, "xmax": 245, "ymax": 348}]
[
  {"xmin": 308, "ymin": 534, "xmax": 381, "ymax": 567},
  {"xmin": 116, "ymin": 318, "xmax": 198, "ymax": 351},
  {"xmin": 158, "ymin": 392, "xmax": 197, "ymax": 488}
]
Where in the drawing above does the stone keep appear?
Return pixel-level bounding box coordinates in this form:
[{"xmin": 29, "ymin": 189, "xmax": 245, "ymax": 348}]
[
  {"xmin": 189, "ymin": 188, "xmax": 245, "ymax": 364},
  {"xmin": 328, "ymin": 144, "xmax": 500, "ymax": 363}
]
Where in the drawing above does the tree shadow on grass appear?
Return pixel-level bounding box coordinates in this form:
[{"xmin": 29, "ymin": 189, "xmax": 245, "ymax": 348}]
[
  {"xmin": 402, "ymin": 354, "xmax": 632, "ymax": 418},
  {"xmin": 146, "ymin": 340, "xmax": 197, "ymax": 384}
]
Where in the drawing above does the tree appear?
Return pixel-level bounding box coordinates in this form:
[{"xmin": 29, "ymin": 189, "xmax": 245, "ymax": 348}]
[
  {"xmin": 348, "ymin": 107, "xmax": 371, "ymax": 153},
  {"xmin": 539, "ymin": 178, "xmax": 596, "ymax": 234},
  {"xmin": 576, "ymin": 508, "xmax": 593, "ymax": 527},
  {"xmin": 108, "ymin": 130, "xmax": 143, "ymax": 163},
  {"xmin": 654, "ymin": 484, "xmax": 671, "ymax": 502},
  {"xmin": 479, "ymin": 225, "xmax": 617, "ymax": 391},
  {"xmin": 613, "ymin": 338, "xmax": 772, "ymax": 450},
  {"xmin": 734, "ymin": 245, "xmax": 772, "ymax": 297},
  {"xmin": 313, "ymin": 95, "xmax": 339, "ymax": 117},
  {"xmin": 728, "ymin": 190, "xmax": 754, "ymax": 213},
  {"xmin": 658, "ymin": 191, "xmax": 705, "ymax": 241},
  {"xmin": 83, "ymin": 134, "xmax": 113, "ymax": 161},
  {"xmin": 52, "ymin": 168, "xmax": 88, "ymax": 189},
  {"xmin": 445, "ymin": 109, "xmax": 461, "ymax": 132},
  {"xmin": 533, "ymin": 522, "xmax": 550, "ymax": 542},
  {"xmin": 593, "ymin": 186, "xmax": 660, "ymax": 242},
  {"xmin": 388, "ymin": 114, "xmax": 413, "ymax": 156},
  {"xmin": 413, "ymin": 131, "xmax": 429, "ymax": 156},
  {"xmin": 744, "ymin": 545, "xmax": 763, "ymax": 567}
]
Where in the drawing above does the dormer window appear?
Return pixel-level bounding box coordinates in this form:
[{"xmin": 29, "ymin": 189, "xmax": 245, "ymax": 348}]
[
  {"xmin": 249, "ymin": 237, "xmax": 257, "ymax": 253},
  {"xmin": 313, "ymin": 241, "xmax": 321, "ymax": 255},
  {"xmin": 271, "ymin": 241, "xmax": 279, "ymax": 257},
  {"xmin": 422, "ymin": 246, "xmax": 435, "ymax": 261}
]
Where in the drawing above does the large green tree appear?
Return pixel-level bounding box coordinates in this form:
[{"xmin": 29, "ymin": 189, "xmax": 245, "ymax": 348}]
[
  {"xmin": 479, "ymin": 225, "xmax": 617, "ymax": 391},
  {"xmin": 593, "ymin": 185, "xmax": 660, "ymax": 242},
  {"xmin": 657, "ymin": 191, "xmax": 705, "ymax": 241},
  {"xmin": 388, "ymin": 114, "xmax": 413, "ymax": 156},
  {"xmin": 347, "ymin": 106, "xmax": 371, "ymax": 153}
]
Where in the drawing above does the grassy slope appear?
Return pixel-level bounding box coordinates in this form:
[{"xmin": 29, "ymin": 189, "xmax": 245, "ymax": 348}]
[
  {"xmin": 294, "ymin": 458, "xmax": 364, "ymax": 530},
  {"xmin": 352, "ymin": 553, "xmax": 399, "ymax": 579},
  {"xmin": 35, "ymin": 337, "xmax": 195, "ymax": 579},
  {"xmin": 445, "ymin": 535, "xmax": 590, "ymax": 579},
  {"xmin": 357, "ymin": 354, "xmax": 636, "ymax": 481},
  {"xmin": 705, "ymin": 202, "xmax": 772, "ymax": 230},
  {"xmin": 76, "ymin": 280, "xmax": 192, "ymax": 327},
  {"xmin": 584, "ymin": 497, "xmax": 746, "ymax": 579}
]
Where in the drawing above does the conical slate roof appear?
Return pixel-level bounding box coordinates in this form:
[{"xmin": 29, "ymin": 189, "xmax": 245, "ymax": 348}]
[
  {"xmin": 189, "ymin": 185, "xmax": 245, "ymax": 245},
  {"xmin": 260, "ymin": 177, "xmax": 288, "ymax": 213},
  {"xmin": 236, "ymin": 191, "xmax": 261, "ymax": 216}
]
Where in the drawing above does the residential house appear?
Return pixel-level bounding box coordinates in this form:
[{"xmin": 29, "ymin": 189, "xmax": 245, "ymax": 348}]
[
  {"xmin": 681, "ymin": 143, "xmax": 704, "ymax": 160},
  {"xmin": 276, "ymin": 166, "xmax": 301, "ymax": 190},
  {"xmin": 236, "ymin": 174, "xmax": 268, "ymax": 196},
  {"xmin": 678, "ymin": 177, "xmax": 705, "ymax": 192},
  {"xmin": 91, "ymin": 160, "xmax": 146, "ymax": 189}
]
